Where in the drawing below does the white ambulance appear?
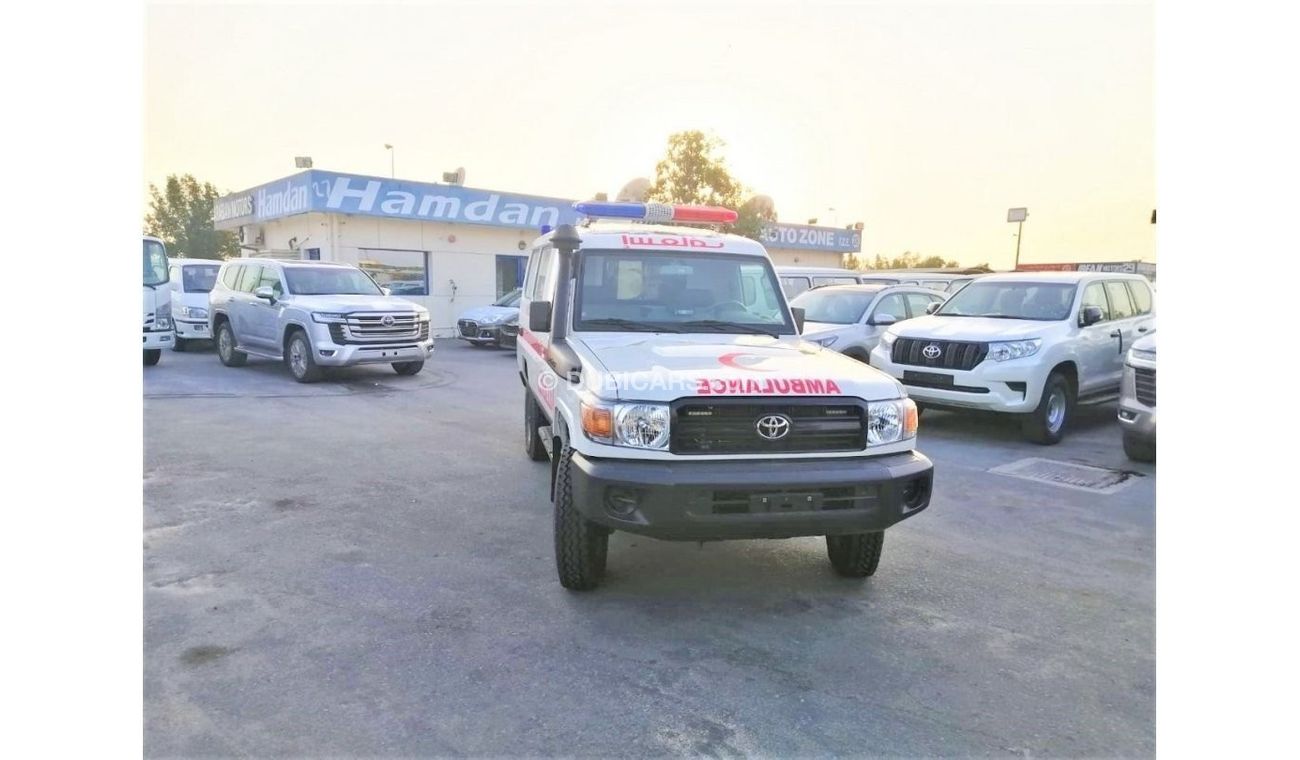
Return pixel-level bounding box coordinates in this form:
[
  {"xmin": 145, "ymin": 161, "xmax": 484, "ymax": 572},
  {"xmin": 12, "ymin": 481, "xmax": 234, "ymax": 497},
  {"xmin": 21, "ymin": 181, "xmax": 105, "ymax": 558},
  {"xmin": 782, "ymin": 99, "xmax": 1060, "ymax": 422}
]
[{"xmin": 516, "ymin": 202, "xmax": 934, "ymax": 590}]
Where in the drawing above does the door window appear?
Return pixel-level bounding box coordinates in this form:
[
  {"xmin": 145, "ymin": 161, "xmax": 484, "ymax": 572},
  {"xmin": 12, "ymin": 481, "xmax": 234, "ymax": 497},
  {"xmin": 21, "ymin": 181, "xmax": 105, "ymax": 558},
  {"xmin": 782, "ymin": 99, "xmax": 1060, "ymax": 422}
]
[
  {"xmin": 1126, "ymin": 280, "xmax": 1153, "ymax": 314},
  {"xmin": 258, "ymin": 267, "xmax": 284, "ymax": 297},
  {"xmin": 235, "ymin": 264, "xmax": 262, "ymax": 293},
  {"xmin": 780, "ymin": 276, "xmax": 811, "ymax": 298},
  {"xmin": 872, "ymin": 294, "xmax": 908, "ymax": 322},
  {"xmin": 903, "ymin": 293, "xmax": 938, "ymax": 318},
  {"xmin": 1080, "ymin": 282, "xmax": 1111, "ymax": 322},
  {"xmin": 530, "ymin": 246, "xmax": 556, "ymax": 299},
  {"xmin": 1105, "ymin": 281, "xmax": 1136, "ymax": 319},
  {"xmin": 221, "ymin": 264, "xmax": 242, "ymax": 289}
]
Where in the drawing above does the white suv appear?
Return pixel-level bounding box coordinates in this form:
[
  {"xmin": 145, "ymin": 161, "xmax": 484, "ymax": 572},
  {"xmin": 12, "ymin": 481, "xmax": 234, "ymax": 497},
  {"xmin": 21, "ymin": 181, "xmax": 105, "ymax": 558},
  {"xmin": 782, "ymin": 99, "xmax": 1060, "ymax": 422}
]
[
  {"xmin": 869, "ymin": 271, "xmax": 1155, "ymax": 444},
  {"xmin": 208, "ymin": 259, "xmax": 433, "ymax": 382},
  {"xmin": 518, "ymin": 205, "xmax": 934, "ymax": 591}
]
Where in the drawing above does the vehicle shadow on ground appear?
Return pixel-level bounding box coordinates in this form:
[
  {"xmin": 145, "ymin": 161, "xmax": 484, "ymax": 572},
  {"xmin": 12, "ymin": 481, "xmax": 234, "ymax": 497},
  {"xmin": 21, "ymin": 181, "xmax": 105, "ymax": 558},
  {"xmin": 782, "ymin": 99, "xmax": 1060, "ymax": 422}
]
[{"xmin": 918, "ymin": 402, "xmax": 1120, "ymax": 442}]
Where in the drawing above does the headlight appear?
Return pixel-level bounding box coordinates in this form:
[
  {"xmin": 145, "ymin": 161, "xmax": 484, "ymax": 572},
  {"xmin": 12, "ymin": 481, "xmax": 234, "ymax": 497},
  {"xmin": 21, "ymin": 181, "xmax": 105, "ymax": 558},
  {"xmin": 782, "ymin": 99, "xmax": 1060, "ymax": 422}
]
[
  {"xmin": 416, "ymin": 311, "xmax": 430, "ymax": 322},
  {"xmin": 311, "ymin": 312, "xmax": 347, "ymax": 324},
  {"xmin": 813, "ymin": 335, "xmax": 838, "ymax": 348},
  {"xmin": 177, "ymin": 306, "xmax": 208, "ymax": 320},
  {"xmin": 155, "ymin": 313, "xmax": 172, "ymax": 329},
  {"xmin": 581, "ymin": 401, "xmax": 670, "ymax": 450},
  {"xmin": 880, "ymin": 330, "xmax": 899, "ymax": 347},
  {"xmin": 988, "ymin": 338, "xmax": 1041, "ymax": 362},
  {"xmin": 867, "ymin": 398, "xmax": 918, "ymax": 445},
  {"xmin": 1128, "ymin": 347, "xmax": 1155, "ymax": 363}
]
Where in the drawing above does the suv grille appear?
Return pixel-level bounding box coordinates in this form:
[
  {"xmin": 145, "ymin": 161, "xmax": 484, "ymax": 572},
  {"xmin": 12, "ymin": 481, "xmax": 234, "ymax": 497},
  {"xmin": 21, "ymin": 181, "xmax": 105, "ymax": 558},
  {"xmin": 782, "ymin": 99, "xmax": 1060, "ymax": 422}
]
[
  {"xmin": 670, "ymin": 398, "xmax": 866, "ymax": 455},
  {"xmin": 457, "ymin": 319, "xmax": 479, "ymax": 338},
  {"xmin": 327, "ymin": 313, "xmax": 426, "ymax": 344},
  {"xmin": 1134, "ymin": 367, "xmax": 1156, "ymax": 407},
  {"xmin": 891, "ymin": 337, "xmax": 988, "ymax": 371}
]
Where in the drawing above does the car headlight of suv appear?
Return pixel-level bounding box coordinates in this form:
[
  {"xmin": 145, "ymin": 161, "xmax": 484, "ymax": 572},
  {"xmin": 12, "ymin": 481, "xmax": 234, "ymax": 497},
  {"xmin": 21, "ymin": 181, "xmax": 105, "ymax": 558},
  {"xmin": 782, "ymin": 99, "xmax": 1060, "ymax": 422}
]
[
  {"xmin": 581, "ymin": 401, "xmax": 671, "ymax": 450},
  {"xmin": 1127, "ymin": 347, "xmax": 1155, "ymax": 364},
  {"xmin": 415, "ymin": 310, "xmax": 430, "ymax": 322},
  {"xmin": 988, "ymin": 338, "xmax": 1041, "ymax": 362},
  {"xmin": 311, "ymin": 312, "xmax": 348, "ymax": 324},
  {"xmin": 176, "ymin": 305, "xmax": 207, "ymax": 320},
  {"xmin": 867, "ymin": 399, "xmax": 918, "ymax": 445}
]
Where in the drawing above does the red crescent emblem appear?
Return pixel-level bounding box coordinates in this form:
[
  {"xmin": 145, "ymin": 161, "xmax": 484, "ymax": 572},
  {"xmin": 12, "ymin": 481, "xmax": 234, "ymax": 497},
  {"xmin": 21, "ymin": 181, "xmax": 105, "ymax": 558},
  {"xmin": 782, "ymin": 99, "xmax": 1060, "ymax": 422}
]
[{"xmin": 718, "ymin": 352, "xmax": 775, "ymax": 372}]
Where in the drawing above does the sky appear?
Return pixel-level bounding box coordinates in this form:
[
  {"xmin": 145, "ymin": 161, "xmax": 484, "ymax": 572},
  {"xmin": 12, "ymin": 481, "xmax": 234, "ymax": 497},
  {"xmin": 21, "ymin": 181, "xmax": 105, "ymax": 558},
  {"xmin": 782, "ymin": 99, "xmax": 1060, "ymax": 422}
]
[{"xmin": 144, "ymin": 0, "xmax": 1154, "ymax": 269}]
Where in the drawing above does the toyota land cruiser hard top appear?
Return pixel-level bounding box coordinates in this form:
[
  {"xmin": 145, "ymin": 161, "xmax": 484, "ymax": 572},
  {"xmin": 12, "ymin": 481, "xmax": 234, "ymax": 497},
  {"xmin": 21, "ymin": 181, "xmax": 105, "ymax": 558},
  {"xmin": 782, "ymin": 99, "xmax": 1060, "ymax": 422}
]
[{"xmin": 517, "ymin": 202, "xmax": 934, "ymax": 590}]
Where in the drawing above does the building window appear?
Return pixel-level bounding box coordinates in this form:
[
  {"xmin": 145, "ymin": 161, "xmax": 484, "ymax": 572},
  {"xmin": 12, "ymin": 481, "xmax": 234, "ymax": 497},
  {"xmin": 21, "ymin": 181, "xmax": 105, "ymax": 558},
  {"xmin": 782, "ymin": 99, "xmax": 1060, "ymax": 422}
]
[
  {"xmin": 495, "ymin": 255, "xmax": 528, "ymax": 298},
  {"xmin": 357, "ymin": 249, "xmax": 429, "ymax": 296}
]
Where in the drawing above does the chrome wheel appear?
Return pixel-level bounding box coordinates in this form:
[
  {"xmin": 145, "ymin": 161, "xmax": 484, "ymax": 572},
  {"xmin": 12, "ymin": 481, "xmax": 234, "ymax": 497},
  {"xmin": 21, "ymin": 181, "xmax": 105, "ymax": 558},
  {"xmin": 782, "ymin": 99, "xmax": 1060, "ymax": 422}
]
[
  {"xmin": 289, "ymin": 338, "xmax": 307, "ymax": 377},
  {"xmin": 1045, "ymin": 388, "xmax": 1067, "ymax": 433}
]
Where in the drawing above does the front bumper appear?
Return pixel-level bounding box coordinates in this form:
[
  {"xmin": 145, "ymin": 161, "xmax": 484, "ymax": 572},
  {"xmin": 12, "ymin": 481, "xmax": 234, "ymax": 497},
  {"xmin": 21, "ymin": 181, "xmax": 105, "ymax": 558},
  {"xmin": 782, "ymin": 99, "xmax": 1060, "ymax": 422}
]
[
  {"xmin": 568, "ymin": 450, "xmax": 934, "ymax": 541},
  {"xmin": 457, "ymin": 324, "xmax": 505, "ymax": 344},
  {"xmin": 1118, "ymin": 365, "xmax": 1156, "ymax": 440},
  {"xmin": 870, "ymin": 345, "xmax": 1043, "ymax": 413},
  {"xmin": 314, "ymin": 339, "xmax": 434, "ymax": 367},
  {"xmin": 143, "ymin": 330, "xmax": 172, "ymax": 349},
  {"xmin": 174, "ymin": 319, "xmax": 210, "ymax": 339}
]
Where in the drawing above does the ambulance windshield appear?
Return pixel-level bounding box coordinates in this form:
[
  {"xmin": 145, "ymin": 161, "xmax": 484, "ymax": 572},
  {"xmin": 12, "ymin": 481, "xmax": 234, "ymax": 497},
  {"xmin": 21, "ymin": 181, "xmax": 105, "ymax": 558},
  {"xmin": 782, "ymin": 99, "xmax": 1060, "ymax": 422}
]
[{"xmin": 573, "ymin": 251, "xmax": 794, "ymax": 335}]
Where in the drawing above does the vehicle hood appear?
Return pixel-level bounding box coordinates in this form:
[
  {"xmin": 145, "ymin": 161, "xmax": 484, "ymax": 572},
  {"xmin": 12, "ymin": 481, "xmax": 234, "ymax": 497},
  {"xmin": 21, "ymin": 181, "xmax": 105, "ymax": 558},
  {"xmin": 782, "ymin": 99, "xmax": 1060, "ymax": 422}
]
[
  {"xmin": 1132, "ymin": 332, "xmax": 1156, "ymax": 353},
  {"xmin": 457, "ymin": 304, "xmax": 518, "ymax": 323},
  {"xmin": 175, "ymin": 291, "xmax": 211, "ymax": 309},
  {"xmin": 571, "ymin": 333, "xmax": 904, "ymax": 402},
  {"xmin": 890, "ymin": 315, "xmax": 1056, "ymax": 341},
  {"xmin": 287, "ymin": 294, "xmax": 426, "ymax": 313},
  {"xmin": 802, "ymin": 321, "xmax": 856, "ymax": 337}
]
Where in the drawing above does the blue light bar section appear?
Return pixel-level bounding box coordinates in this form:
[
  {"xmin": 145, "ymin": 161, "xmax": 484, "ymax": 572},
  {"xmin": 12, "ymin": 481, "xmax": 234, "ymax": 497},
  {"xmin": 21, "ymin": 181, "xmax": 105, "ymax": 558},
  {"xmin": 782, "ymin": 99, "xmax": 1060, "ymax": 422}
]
[{"xmin": 573, "ymin": 201, "xmax": 647, "ymax": 219}]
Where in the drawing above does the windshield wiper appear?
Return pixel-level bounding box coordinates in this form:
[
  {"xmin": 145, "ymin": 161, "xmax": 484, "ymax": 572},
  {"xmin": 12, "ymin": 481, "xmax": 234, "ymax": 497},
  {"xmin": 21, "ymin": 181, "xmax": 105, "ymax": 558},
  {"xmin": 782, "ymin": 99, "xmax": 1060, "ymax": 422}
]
[
  {"xmin": 581, "ymin": 318, "xmax": 682, "ymax": 333},
  {"xmin": 679, "ymin": 320, "xmax": 781, "ymax": 338}
]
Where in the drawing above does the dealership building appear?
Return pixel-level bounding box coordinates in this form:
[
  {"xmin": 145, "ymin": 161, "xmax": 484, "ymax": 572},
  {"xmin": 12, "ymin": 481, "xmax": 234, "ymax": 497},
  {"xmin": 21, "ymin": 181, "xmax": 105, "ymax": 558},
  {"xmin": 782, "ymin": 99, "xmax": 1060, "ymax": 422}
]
[{"xmin": 212, "ymin": 169, "xmax": 862, "ymax": 336}]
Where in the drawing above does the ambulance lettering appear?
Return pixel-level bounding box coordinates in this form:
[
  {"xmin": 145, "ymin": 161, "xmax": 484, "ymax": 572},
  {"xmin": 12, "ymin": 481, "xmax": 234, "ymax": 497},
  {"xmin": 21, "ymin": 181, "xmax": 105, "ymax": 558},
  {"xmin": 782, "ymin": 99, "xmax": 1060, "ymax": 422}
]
[
  {"xmin": 696, "ymin": 377, "xmax": 843, "ymax": 395},
  {"xmin": 620, "ymin": 234, "xmax": 725, "ymax": 249}
]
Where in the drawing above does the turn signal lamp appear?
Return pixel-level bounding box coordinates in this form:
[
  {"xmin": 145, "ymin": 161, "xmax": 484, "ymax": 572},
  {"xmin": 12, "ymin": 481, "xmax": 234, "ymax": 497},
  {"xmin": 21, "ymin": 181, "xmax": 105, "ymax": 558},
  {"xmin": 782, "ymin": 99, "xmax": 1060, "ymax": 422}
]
[{"xmin": 581, "ymin": 402, "xmax": 614, "ymax": 443}]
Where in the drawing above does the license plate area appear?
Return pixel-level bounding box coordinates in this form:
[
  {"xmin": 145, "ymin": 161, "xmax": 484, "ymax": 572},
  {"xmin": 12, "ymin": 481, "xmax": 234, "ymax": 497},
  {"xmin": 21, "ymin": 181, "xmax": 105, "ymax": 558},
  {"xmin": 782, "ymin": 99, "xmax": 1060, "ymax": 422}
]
[
  {"xmin": 904, "ymin": 370, "xmax": 955, "ymax": 387},
  {"xmin": 749, "ymin": 492, "xmax": 823, "ymax": 512}
]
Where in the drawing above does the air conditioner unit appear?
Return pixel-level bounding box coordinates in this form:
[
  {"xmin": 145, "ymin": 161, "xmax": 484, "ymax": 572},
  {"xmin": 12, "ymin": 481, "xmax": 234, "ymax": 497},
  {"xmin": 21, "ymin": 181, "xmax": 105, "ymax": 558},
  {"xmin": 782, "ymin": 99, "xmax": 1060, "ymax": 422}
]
[{"xmin": 239, "ymin": 225, "xmax": 264, "ymax": 246}]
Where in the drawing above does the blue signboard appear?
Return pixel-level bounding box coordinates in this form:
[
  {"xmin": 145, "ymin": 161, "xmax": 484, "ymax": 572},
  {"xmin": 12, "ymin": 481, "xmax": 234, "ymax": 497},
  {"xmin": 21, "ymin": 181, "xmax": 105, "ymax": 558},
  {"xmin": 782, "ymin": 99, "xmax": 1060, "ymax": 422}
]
[{"xmin": 215, "ymin": 170, "xmax": 861, "ymax": 252}]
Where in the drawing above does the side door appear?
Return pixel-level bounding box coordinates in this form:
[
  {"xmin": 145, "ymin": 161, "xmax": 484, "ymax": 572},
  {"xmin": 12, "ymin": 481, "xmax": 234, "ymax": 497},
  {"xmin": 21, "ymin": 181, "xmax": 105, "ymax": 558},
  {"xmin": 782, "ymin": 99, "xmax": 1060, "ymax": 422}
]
[
  {"xmin": 864, "ymin": 292, "xmax": 909, "ymax": 352},
  {"xmin": 1104, "ymin": 280, "xmax": 1141, "ymax": 381},
  {"xmin": 246, "ymin": 266, "xmax": 285, "ymax": 349},
  {"xmin": 1126, "ymin": 278, "xmax": 1156, "ymax": 336},
  {"xmin": 519, "ymin": 245, "xmax": 558, "ymax": 417},
  {"xmin": 229, "ymin": 263, "xmax": 262, "ymax": 345},
  {"xmin": 1075, "ymin": 281, "xmax": 1118, "ymax": 393}
]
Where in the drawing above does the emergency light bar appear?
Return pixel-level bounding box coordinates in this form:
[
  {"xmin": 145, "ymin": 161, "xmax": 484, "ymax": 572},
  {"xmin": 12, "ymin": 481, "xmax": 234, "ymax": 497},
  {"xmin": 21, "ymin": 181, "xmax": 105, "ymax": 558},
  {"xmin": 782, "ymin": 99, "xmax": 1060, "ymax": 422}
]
[{"xmin": 572, "ymin": 201, "xmax": 738, "ymax": 224}]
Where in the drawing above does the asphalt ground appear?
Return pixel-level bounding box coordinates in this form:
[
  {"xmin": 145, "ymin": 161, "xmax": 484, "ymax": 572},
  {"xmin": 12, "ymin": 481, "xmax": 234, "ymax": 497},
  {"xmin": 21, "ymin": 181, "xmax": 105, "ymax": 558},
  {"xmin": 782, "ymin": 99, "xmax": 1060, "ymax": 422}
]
[{"xmin": 144, "ymin": 339, "xmax": 1155, "ymax": 758}]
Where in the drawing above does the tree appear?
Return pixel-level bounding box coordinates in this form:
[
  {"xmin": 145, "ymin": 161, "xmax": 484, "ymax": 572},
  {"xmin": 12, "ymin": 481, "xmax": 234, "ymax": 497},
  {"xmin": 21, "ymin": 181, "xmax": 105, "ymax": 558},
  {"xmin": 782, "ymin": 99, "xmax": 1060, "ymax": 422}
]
[
  {"xmin": 861, "ymin": 251, "xmax": 961, "ymax": 270},
  {"xmin": 144, "ymin": 174, "xmax": 238, "ymax": 259},
  {"xmin": 644, "ymin": 131, "xmax": 771, "ymax": 240}
]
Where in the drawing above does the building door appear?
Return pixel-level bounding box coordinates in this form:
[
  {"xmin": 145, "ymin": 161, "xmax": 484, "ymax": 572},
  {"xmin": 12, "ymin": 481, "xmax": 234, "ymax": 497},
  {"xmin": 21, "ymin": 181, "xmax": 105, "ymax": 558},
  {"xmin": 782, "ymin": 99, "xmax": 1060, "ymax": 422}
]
[{"xmin": 496, "ymin": 255, "xmax": 527, "ymax": 297}]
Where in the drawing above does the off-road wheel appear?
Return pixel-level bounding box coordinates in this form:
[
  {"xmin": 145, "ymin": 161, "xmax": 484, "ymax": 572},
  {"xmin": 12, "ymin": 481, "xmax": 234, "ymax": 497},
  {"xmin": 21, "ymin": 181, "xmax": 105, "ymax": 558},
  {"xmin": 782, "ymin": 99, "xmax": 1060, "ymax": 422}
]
[
  {"xmin": 1123, "ymin": 432, "xmax": 1156, "ymax": 463},
  {"xmin": 554, "ymin": 443, "xmax": 608, "ymax": 590},
  {"xmin": 215, "ymin": 322, "xmax": 247, "ymax": 367},
  {"xmin": 392, "ymin": 360, "xmax": 424, "ymax": 376},
  {"xmin": 826, "ymin": 531, "xmax": 885, "ymax": 577},
  {"xmin": 285, "ymin": 330, "xmax": 323, "ymax": 383},
  {"xmin": 143, "ymin": 349, "xmax": 161, "ymax": 366},
  {"xmin": 1021, "ymin": 371, "xmax": 1073, "ymax": 445},
  {"xmin": 524, "ymin": 393, "xmax": 549, "ymax": 462}
]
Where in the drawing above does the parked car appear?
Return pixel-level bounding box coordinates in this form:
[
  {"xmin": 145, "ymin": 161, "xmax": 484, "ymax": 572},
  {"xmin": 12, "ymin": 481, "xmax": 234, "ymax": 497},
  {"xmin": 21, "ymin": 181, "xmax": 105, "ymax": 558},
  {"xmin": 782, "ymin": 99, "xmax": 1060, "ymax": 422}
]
[
  {"xmin": 774, "ymin": 266, "xmax": 865, "ymax": 298},
  {"xmin": 167, "ymin": 258, "xmax": 222, "ymax": 351},
  {"xmin": 792, "ymin": 284, "xmax": 947, "ymax": 363},
  {"xmin": 498, "ymin": 312, "xmax": 519, "ymax": 350},
  {"xmin": 456, "ymin": 288, "xmax": 521, "ymax": 348},
  {"xmin": 1118, "ymin": 332, "xmax": 1156, "ymax": 461},
  {"xmin": 208, "ymin": 259, "xmax": 433, "ymax": 383},
  {"xmin": 519, "ymin": 205, "xmax": 933, "ymax": 590},
  {"xmin": 869, "ymin": 271, "xmax": 1155, "ymax": 444},
  {"xmin": 142, "ymin": 236, "xmax": 172, "ymax": 365}
]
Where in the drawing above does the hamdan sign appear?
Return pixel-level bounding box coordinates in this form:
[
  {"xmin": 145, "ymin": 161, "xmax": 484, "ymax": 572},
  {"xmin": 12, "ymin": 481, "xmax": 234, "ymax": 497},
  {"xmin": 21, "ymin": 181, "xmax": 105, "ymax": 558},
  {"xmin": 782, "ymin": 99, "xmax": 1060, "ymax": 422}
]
[{"xmin": 213, "ymin": 170, "xmax": 580, "ymax": 231}]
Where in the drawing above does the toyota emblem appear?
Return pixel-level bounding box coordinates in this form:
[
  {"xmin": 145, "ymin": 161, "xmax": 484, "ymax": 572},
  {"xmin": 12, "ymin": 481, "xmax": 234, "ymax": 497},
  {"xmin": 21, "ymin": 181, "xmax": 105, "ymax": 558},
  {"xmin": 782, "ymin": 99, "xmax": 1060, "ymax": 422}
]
[
  {"xmin": 381, "ymin": 315, "xmax": 396, "ymax": 327},
  {"xmin": 755, "ymin": 414, "xmax": 792, "ymax": 440},
  {"xmin": 922, "ymin": 343, "xmax": 942, "ymax": 360}
]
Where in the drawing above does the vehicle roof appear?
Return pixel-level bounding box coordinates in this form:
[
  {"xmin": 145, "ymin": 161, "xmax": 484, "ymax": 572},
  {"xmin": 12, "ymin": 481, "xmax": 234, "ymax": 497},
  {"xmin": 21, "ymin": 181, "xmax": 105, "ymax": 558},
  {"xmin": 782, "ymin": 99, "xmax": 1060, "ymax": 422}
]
[
  {"xmin": 774, "ymin": 266, "xmax": 861, "ymax": 275},
  {"xmin": 975, "ymin": 271, "xmax": 1150, "ymax": 284},
  {"xmin": 225, "ymin": 258, "xmax": 354, "ymax": 269},
  {"xmin": 170, "ymin": 257, "xmax": 222, "ymax": 266},
  {"xmin": 541, "ymin": 222, "xmax": 770, "ymax": 257},
  {"xmin": 797, "ymin": 284, "xmax": 949, "ymax": 296}
]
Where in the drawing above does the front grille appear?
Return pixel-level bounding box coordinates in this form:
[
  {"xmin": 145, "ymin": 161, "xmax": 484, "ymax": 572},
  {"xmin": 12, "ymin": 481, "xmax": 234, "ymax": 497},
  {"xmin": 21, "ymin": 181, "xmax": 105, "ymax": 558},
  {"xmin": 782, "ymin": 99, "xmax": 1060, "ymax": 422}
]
[
  {"xmin": 892, "ymin": 337, "xmax": 988, "ymax": 370},
  {"xmin": 671, "ymin": 398, "xmax": 866, "ymax": 455},
  {"xmin": 328, "ymin": 313, "xmax": 426, "ymax": 344},
  {"xmin": 1134, "ymin": 367, "xmax": 1156, "ymax": 407},
  {"xmin": 458, "ymin": 319, "xmax": 479, "ymax": 338},
  {"xmin": 710, "ymin": 486, "xmax": 877, "ymax": 515}
]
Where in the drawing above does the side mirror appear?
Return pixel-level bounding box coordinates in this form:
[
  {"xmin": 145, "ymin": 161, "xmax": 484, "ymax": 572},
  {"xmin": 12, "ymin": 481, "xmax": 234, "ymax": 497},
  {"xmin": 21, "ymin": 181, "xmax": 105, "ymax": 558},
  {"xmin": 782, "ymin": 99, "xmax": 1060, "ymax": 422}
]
[
  {"xmin": 253, "ymin": 285, "xmax": 276, "ymax": 302},
  {"xmin": 1080, "ymin": 305, "xmax": 1104, "ymax": 326},
  {"xmin": 925, "ymin": 301, "xmax": 942, "ymax": 315},
  {"xmin": 872, "ymin": 313, "xmax": 898, "ymax": 326},
  {"xmin": 791, "ymin": 306, "xmax": 806, "ymax": 333},
  {"xmin": 528, "ymin": 300, "xmax": 552, "ymax": 332},
  {"xmin": 381, "ymin": 286, "xmax": 392, "ymax": 296}
]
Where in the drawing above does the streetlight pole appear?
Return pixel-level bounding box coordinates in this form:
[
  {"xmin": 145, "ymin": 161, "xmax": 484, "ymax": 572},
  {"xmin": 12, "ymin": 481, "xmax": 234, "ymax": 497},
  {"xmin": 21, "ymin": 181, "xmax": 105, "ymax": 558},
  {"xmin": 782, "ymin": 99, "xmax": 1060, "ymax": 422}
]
[
  {"xmin": 1007, "ymin": 207, "xmax": 1028, "ymax": 270},
  {"xmin": 384, "ymin": 144, "xmax": 394, "ymax": 178}
]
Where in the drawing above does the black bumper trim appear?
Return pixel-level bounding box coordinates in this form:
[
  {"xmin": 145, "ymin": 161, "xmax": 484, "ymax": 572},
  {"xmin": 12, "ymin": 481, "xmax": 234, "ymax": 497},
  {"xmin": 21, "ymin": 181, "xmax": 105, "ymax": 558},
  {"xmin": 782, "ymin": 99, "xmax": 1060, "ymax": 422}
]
[{"xmin": 568, "ymin": 451, "xmax": 933, "ymax": 541}]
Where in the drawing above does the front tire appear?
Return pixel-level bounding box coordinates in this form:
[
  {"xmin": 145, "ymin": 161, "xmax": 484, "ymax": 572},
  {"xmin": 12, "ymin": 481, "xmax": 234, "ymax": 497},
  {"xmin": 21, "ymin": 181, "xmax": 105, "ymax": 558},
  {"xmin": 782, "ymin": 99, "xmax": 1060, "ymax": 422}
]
[
  {"xmin": 1021, "ymin": 371, "xmax": 1073, "ymax": 445},
  {"xmin": 285, "ymin": 331, "xmax": 323, "ymax": 383},
  {"xmin": 826, "ymin": 532, "xmax": 884, "ymax": 577},
  {"xmin": 215, "ymin": 322, "xmax": 247, "ymax": 367},
  {"xmin": 553, "ymin": 443, "xmax": 608, "ymax": 590},
  {"xmin": 524, "ymin": 393, "xmax": 548, "ymax": 462},
  {"xmin": 1123, "ymin": 432, "xmax": 1156, "ymax": 462},
  {"xmin": 171, "ymin": 336, "xmax": 188, "ymax": 352},
  {"xmin": 143, "ymin": 349, "xmax": 161, "ymax": 366},
  {"xmin": 392, "ymin": 360, "xmax": 424, "ymax": 376}
]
